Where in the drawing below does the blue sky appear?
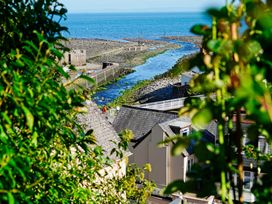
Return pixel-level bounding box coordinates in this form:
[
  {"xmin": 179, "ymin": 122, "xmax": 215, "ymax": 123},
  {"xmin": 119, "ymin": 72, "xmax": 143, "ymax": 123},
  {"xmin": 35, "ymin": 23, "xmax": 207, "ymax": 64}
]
[{"xmin": 61, "ymin": 0, "xmax": 225, "ymax": 13}]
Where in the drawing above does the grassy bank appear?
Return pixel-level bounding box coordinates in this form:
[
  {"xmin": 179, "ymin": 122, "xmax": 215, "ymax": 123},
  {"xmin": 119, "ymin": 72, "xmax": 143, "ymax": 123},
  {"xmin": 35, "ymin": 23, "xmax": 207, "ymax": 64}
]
[
  {"xmin": 155, "ymin": 53, "xmax": 196, "ymax": 79},
  {"xmin": 108, "ymin": 54, "xmax": 197, "ymax": 108},
  {"xmin": 126, "ymin": 44, "xmax": 179, "ymax": 68},
  {"xmin": 108, "ymin": 80, "xmax": 153, "ymax": 107}
]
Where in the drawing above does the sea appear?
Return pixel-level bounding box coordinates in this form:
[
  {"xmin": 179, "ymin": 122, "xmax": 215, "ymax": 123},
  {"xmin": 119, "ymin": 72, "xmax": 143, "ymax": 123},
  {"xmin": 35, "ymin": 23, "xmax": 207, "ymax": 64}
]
[{"xmin": 62, "ymin": 12, "xmax": 211, "ymax": 40}]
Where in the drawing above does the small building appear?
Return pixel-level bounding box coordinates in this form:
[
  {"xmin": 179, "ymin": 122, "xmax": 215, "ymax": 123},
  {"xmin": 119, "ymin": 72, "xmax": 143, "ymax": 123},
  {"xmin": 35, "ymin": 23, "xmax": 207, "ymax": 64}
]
[
  {"xmin": 180, "ymin": 67, "xmax": 201, "ymax": 86},
  {"xmin": 62, "ymin": 49, "xmax": 86, "ymax": 66}
]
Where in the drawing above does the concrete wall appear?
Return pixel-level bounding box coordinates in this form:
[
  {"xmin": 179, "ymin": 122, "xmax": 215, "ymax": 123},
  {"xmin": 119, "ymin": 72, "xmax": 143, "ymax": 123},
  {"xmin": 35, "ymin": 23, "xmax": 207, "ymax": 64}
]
[{"xmin": 62, "ymin": 49, "xmax": 87, "ymax": 66}]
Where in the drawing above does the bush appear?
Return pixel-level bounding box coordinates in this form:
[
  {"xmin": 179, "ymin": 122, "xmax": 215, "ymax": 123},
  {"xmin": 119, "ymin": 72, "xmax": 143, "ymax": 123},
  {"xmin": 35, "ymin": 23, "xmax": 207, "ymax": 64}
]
[{"xmin": 164, "ymin": 1, "xmax": 272, "ymax": 203}]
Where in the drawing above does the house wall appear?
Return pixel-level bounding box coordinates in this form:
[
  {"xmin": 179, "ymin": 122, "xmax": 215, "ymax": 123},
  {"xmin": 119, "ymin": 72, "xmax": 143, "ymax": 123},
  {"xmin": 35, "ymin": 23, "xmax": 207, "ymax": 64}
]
[
  {"xmin": 129, "ymin": 138, "xmax": 149, "ymax": 168},
  {"xmin": 149, "ymin": 125, "xmax": 168, "ymax": 188},
  {"xmin": 129, "ymin": 125, "xmax": 168, "ymax": 187},
  {"xmin": 169, "ymin": 146, "xmax": 187, "ymax": 183},
  {"xmin": 129, "ymin": 125, "xmax": 194, "ymax": 188}
]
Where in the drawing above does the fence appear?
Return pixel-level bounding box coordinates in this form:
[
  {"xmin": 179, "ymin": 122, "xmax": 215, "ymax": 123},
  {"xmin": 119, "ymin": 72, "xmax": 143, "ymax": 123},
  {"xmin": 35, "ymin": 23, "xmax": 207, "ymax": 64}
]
[{"xmin": 81, "ymin": 64, "xmax": 126, "ymax": 89}]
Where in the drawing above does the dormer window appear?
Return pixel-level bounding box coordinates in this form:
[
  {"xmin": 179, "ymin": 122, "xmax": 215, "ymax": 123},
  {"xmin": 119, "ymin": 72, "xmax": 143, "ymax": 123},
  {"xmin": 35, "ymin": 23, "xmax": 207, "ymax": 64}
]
[
  {"xmin": 258, "ymin": 136, "xmax": 271, "ymax": 154},
  {"xmin": 181, "ymin": 128, "xmax": 190, "ymax": 136},
  {"xmin": 243, "ymin": 171, "xmax": 254, "ymax": 190}
]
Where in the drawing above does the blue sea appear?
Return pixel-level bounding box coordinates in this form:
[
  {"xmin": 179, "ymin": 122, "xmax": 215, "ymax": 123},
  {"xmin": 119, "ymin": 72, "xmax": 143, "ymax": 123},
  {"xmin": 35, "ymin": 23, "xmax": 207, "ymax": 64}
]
[{"xmin": 63, "ymin": 12, "xmax": 211, "ymax": 40}]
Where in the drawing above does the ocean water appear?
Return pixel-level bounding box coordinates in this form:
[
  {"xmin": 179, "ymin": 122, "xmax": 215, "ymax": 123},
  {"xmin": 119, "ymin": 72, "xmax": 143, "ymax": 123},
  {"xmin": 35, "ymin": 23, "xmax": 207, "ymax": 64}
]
[{"xmin": 63, "ymin": 12, "xmax": 211, "ymax": 40}]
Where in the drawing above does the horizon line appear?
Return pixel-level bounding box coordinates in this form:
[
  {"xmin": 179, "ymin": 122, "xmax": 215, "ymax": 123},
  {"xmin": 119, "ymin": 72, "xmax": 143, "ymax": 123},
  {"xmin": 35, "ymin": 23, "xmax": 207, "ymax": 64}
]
[{"xmin": 66, "ymin": 10, "xmax": 208, "ymax": 14}]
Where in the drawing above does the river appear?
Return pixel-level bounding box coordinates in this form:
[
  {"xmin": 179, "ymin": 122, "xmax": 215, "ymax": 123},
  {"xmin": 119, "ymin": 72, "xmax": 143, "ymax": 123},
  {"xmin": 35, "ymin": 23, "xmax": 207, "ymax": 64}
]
[{"xmin": 92, "ymin": 41, "xmax": 199, "ymax": 106}]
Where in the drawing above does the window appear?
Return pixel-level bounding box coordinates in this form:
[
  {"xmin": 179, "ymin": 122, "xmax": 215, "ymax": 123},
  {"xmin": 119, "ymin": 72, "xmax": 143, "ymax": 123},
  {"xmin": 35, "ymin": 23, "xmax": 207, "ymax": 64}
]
[
  {"xmin": 243, "ymin": 171, "xmax": 254, "ymax": 190},
  {"xmin": 187, "ymin": 158, "xmax": 194, "ymax": 172},
  {"xmin": 68, "ymin": 53, "xmax": 71, "ymax": 64},
  {"xmin": 181, "ymin": 128, "xmax": 190, "ymax": 136},
  {"xmin": 265, "ymin": 143, "xmax": 271, "ymax": 154},
  {"xmin": 257, "ymin": 136, "xmax": 271, "ymax": 154},
  {"xmin": 242, "ymin": 134, "xmax": 247, "ymax": 146}
]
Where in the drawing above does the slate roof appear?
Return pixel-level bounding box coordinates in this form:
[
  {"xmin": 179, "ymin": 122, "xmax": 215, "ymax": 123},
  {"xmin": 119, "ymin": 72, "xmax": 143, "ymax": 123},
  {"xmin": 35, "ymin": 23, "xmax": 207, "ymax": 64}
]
[
  {"xmin": 113, "ymin": 105, "xmax": 178, "ymax": 141},
  {"xmin": 77, "ymin": 100, "xmax": 130, "ymax": 160},
  {"xmin": 159, "ymin": 118, "xmax": 192, "ymax": 156}
]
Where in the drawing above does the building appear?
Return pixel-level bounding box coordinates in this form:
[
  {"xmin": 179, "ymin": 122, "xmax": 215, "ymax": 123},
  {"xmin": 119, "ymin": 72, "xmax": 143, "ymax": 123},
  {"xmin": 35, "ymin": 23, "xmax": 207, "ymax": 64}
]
[
  {"xmin": 113, "ymin": 105, "xmax": 216, "ymax": 188},
  {"xmin": 77, "ymin": 100, "xmax": 131, "ymax": 179},
  {"xmin": 113, "ymin": 96, "xmax": 271, "ymax": 203},
  {"xmin": 62, "ymin": 49, "xmax": 87, "ymax": 66},
  {"xmin": 180, "ymin": 67, "xmax": 200, "ymax": 86},
  {"xmin": 113, "ymin": 105, "xmax": 217, "ymax": 203}
]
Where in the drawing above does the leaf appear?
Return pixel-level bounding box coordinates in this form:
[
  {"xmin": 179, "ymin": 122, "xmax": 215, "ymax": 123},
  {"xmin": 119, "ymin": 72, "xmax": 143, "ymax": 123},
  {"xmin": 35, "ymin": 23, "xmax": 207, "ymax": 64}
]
[
  {"xmin": 79, "ymin": 74, "xmax": 95, "ymax": 84},
  {"xmin": 8, "ymin": 192, "xmax": 15, "ymax": 204},
  {"xmin": 171, "ymin": 138, "xmax": 189, "ymax": 156},
  {"xmin": 191, "ymin": 24, "xmax": 210, "ymax": 35},
  {"xmin": 94, "ymin": 146, "xmax": 103, "ymax": 155},
  {"xmin": 192, "ymin": 108, "xmax": 212, "ymax": 129},
  {"xmin": 144, "ymin": 163, "xmax": 152, "ymax": 173},
  {"xmin": 207, "ymin": 39, "xmax": 232, "ymax": 55},
  {"xmin": 207, "ymin": 7, "xmax": 228, "ymax": 18},
  {"xmin": 164, "ymin": 180, "xmax": 184, "ymax": 194},
  {"xmin": 31, "ymin": 131, "xmax": 38, "ymax": 147},
  {"xmin": 2, "ymin": 112, "xmax": 12, "ymax": 125},
  {"xmin": 22, "ymin": 106, "xmax": 34, "ymax": 131}
]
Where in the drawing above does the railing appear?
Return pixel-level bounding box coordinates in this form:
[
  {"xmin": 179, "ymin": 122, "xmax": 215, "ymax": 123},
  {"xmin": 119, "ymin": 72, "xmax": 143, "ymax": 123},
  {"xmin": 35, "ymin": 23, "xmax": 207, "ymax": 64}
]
[{"xmin": 134, "ymin": 95, "xmax": 205, "ymax": 111}]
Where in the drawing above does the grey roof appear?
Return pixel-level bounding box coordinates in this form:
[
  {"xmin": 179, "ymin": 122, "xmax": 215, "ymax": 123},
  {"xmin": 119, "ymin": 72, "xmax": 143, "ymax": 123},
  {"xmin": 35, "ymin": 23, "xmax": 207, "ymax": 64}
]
[
  {"xmin": 113, "ymin": 105, "xmax": 178, "ymax": 140},
  {"xmin": 159, "ymin": 118, "xmax": 191, "ymax": 137},
  {"xmin": 159, "ymin": 118, "xmax": 192, "ymax": 156},
  {"xmin": 77, "ymin": 100, "xmax": 130, "ymax": 160}
]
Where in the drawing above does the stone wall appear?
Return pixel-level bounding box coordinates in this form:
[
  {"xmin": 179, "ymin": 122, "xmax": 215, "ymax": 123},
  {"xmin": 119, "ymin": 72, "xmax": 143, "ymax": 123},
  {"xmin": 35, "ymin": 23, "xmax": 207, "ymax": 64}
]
[{"xmin": 62, "ymin": 49, "xmax": 87, "ymax": 66}]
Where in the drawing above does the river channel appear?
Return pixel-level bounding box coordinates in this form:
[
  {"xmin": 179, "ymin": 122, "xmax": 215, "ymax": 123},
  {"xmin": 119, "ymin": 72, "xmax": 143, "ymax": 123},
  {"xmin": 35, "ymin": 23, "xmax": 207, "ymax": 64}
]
[{"xmin": 92, "ymin": 41, "xmax": 199, "ymax": 106}]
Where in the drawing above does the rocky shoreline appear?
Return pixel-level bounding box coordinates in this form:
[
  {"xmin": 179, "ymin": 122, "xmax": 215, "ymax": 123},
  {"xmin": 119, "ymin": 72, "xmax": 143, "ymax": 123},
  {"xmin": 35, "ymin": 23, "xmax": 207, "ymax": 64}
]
[
  {"xmin": 162, "ymin": 36, "xmax": 203, "ymax": 47},
  {"xmin": 64, "ymin": 38, "xmax": 179, "ymax": 66}
]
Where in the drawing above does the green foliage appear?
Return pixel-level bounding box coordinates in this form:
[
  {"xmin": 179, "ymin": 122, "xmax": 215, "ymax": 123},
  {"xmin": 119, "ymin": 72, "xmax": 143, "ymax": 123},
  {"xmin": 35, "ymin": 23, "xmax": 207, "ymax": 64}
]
[
  {"xmin": 165, "ymin": 0, "xmax": 272, "ymax": 203},
  {"xmin": 108, "ymin": 80, "xmax": 153, "ymax": 107},
  {"xmin": 121, "ymin": 163, "xmax": 156, "ymax": 204},
  {"xmin": 158, "ymin": 54, "xmax": 195, "ymax": 78},
  {"xmin": 0, "ymin": 0, "xmax": 154, "ymax": 203}
]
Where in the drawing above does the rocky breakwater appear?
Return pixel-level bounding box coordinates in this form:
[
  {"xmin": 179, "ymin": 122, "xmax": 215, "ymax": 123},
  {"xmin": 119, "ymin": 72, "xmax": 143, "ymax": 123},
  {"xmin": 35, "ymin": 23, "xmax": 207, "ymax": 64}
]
[{"xmin": 63, "ymin": 38, "xmax": 180, "ymax": 89}]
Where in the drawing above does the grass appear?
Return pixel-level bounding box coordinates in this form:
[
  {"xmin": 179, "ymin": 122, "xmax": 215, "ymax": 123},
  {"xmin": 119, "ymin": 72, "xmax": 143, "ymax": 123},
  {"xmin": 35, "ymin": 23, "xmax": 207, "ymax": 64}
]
[
  {"xmin": 156, "ymin": 53, "xmax": 196, "ymax": 79},
  {"xmin": 108, "ymin": 80, "xmax": 153, "ymax": 108}
]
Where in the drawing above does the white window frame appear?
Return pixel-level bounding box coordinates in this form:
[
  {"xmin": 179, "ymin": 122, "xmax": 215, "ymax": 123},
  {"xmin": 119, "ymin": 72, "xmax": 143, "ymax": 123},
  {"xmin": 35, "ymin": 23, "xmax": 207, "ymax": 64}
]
[
  {"xmin": 187, "ymin": 158, "xmax": 194, "ymax": 172},
  {"xmin": 243, "ymin": 171, "xmax": 254, "ymax": 190},
  {"xmin": 181, "ymin": 128, "xmax": 190, "ymax": 136}
]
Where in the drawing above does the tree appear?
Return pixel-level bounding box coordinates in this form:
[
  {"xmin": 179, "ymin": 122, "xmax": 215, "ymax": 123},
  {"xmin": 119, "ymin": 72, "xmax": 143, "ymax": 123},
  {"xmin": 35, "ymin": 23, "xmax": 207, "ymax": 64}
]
[
  {"xmin": 164, "ymin": 0, "xmax": 272, "ymax": 203},
  {"xmin": 0, "ymin": 0, "xmax": 154, "ymax": 203},
  {"xmin": 0, "ymin": 0, "xmax": 97, "ymax": 202}
]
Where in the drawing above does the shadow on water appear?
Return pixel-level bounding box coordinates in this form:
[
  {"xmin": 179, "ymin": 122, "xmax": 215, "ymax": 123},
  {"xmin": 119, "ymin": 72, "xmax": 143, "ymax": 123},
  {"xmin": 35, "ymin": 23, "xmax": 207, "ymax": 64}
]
[{"xmin": 92, "ymin": 41, "xmax": 199, "ymax": 106}]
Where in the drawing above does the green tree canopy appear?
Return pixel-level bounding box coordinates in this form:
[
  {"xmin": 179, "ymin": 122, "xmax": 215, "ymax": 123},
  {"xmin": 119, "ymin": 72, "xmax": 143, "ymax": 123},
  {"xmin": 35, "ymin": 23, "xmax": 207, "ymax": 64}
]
[{"xmin": 164, "ymin": 0, "xmax": 272, "ymax": 203}]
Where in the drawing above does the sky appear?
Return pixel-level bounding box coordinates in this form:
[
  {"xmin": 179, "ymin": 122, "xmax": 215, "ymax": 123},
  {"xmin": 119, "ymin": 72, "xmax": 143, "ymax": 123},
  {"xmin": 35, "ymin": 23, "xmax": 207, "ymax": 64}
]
[{"xmin": 61, "ymin": 0, "xmax": 225, "ymax": 13}]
